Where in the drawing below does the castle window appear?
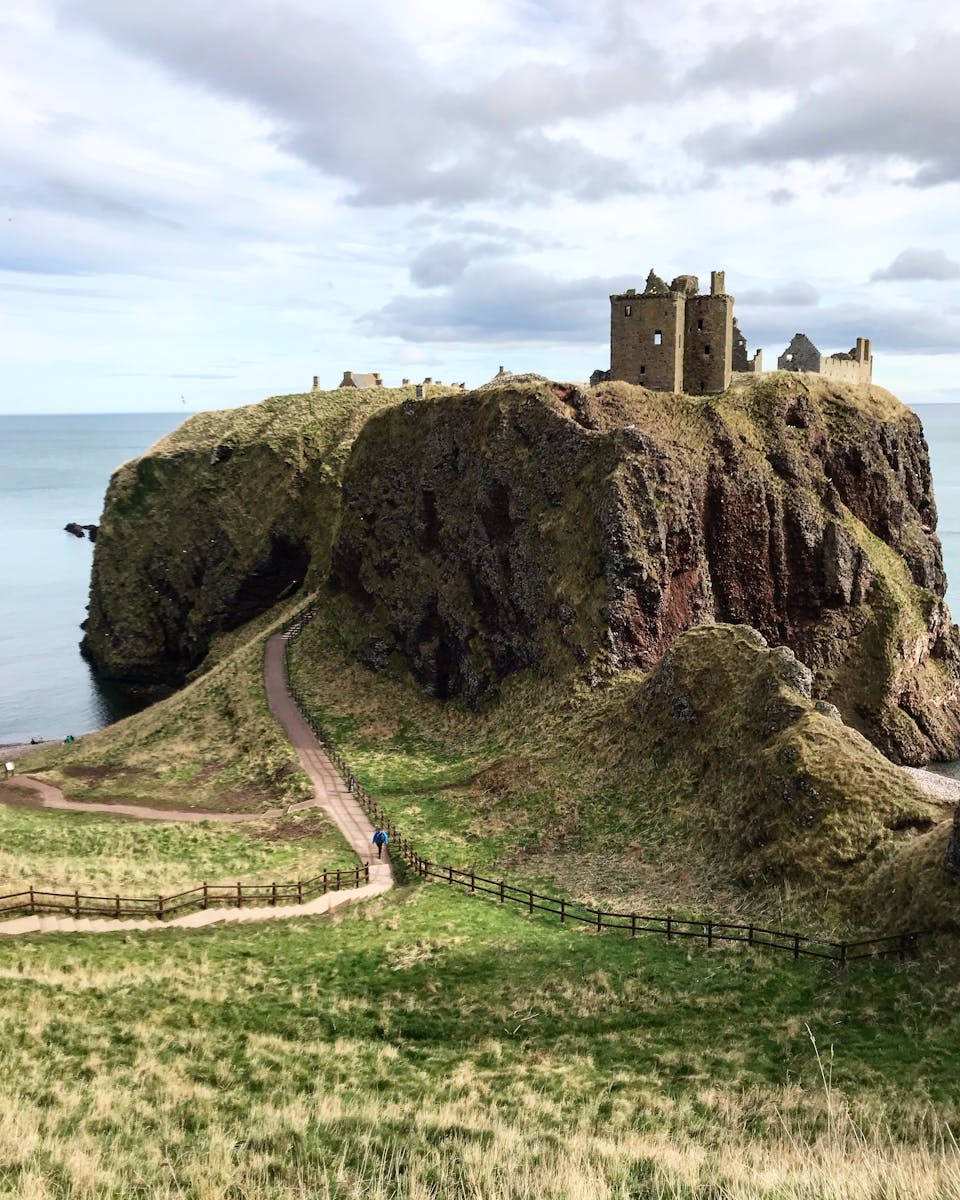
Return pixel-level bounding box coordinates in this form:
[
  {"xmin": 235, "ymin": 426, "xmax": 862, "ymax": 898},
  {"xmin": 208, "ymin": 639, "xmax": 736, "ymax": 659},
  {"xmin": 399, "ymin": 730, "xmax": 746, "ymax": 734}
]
[
  {"xmin": 640, "ymin": 365, "xmax": 646, "ymax": 375},
  {"xmin": 785, "ymin": 353, "xmax": 794, "ymax": 362},
  {"xmin": 704, "ymin": 345, "xmax": 711, "ymax": 356},
  {"xmin": 624, "ymin": 304, "xmax": 632, "ymax": 316},
  {"xmin": 697, "ymin": 319, "xmax": 704, "ymax": 331},
  {"xmin": 654, "ymin": 330, "xmax": 662, "ymax": 345}
]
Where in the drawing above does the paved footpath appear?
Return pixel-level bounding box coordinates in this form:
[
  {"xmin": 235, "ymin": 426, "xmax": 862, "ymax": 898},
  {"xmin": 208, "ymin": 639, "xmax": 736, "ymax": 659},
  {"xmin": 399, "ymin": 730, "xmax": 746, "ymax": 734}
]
[{"xmin": 0, "ymin": 631, "xmax": 393, "ymax": 936}]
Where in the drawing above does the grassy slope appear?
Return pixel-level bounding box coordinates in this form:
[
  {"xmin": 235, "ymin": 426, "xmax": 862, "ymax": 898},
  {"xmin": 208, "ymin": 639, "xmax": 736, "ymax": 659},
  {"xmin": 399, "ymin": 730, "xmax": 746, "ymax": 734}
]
[
  {"xmin": 20, "ymin": 600, "xmax": 311, "ymax": 812},
  {"xmin": 0, "ymin": 799, "xmax": 355, "ymax": 895},
  {"xmin": 0, "ymin": 884, "xmax": 958, "ymax": 1198},
  {"xmin": 287, "ymin": 606, "xmax": 948, "ymax": 936}
]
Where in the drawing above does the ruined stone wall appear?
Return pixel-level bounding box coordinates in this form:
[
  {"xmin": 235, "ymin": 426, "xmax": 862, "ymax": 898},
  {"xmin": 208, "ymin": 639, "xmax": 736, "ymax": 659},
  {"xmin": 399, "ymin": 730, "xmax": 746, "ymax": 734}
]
[
  {"xmin": 610, "ymin": 293, "xmax": 683, "ymax": 391},
  {"xmin": 683, "ymin": 295, "xmax": 733, "ymax": 394},
  {"xmin": 820, "ymin": 356, "xmax": 872, "ymax": 385}
]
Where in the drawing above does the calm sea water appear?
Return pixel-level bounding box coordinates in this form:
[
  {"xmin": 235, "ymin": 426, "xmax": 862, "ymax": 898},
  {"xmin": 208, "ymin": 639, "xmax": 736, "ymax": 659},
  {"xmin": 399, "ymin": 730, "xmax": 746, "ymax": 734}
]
[
  {"xmin": 0, "ymin": 413, "xmax": 187, "ymax": 744},
  {"xmin": 2, "ymin": 404, "xmax": 960, "ymax": 746}
]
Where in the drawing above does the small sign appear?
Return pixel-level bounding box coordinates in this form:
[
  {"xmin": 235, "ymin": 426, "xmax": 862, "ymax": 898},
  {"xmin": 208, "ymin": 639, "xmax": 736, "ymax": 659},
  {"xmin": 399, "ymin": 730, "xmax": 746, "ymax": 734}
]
[{"xmin": 4, "ymin": 762, "xmax": 13, "ymax": 776}]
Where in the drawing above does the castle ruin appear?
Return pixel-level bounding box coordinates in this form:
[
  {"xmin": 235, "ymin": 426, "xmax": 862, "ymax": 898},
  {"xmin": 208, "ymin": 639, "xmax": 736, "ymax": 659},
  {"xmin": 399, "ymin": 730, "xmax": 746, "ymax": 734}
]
[
  {"xmin": 777, "ymin": 333, "xmax": 872, "ymax": 384},
  {"xmin": 608, "ymin": 269, "xmax": 870, "ymax": 394}
]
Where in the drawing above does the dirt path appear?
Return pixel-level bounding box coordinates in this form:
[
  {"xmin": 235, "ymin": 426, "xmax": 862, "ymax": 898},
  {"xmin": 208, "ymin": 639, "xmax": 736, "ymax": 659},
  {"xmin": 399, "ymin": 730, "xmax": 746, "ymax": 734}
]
[
  {"xmin": 0, "ymin": 627, "xmax": 392, "ymax": 935},
  {"xmin": 264, "ymin": 633, "xmax": 393, "ymax": 885},
  {"xmin": 1, "ymin": 774, "xmax": 283, "ymax": 823}
]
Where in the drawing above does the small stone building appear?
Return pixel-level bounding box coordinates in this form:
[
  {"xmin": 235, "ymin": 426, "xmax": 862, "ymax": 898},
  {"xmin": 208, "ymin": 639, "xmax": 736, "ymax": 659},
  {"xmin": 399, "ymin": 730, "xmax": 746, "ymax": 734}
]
[{"xmin": 339, "ymin": 371, "xmax": 384, "ymax": 389}]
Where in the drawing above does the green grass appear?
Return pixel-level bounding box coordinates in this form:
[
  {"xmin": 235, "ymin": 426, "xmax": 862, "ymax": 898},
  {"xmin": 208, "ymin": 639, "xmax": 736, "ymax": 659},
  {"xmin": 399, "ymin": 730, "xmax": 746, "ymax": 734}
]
[
  {"xmin": 287, "ymin": 608, "xmax": 949, "ymax": 937},
  {"xmin": 0, "ymin": 801, "xmax": 356, "ymax": 896},
  {"xmin": 0, "ymin": 883, "xmax": 957, "ymax": 1197},
  {"xmin": 20, "ymin": 601, "xmax": 314, "ymax": 812}
]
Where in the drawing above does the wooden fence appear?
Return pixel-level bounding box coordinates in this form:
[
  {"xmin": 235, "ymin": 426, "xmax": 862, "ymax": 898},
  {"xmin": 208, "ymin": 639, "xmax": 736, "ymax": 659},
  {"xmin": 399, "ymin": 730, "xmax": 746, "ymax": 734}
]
[
  {"xmin": 0, "ymin": 864, "xmax": 369, "ymax": 923},
  {"xmin": 283, "ymin": 606, "xmax": 926, "ymax": 965}
]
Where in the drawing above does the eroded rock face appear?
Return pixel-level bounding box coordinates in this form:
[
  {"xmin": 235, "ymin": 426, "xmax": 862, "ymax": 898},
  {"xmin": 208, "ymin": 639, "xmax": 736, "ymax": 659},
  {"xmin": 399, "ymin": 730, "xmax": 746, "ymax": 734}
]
[
  {"xmin": 80, "ymin": 389, "xmax": 411, "ymax": 687},
  {"xmin": 331, "ymin": 375, "xmax": 960, "ymax": 763}
]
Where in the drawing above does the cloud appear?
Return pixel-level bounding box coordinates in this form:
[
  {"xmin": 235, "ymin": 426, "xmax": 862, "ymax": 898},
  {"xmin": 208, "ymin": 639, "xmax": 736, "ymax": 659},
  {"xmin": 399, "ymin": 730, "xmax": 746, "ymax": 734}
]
[
  {"xmin": 738, "ymin": 280, "xmax": 820, "ymax": 306},
  {"xmin": 685, "ymin": 31, "xmax": 960, "ymax": 187},
  {"xmin": 745, "ymin": 303, "xmax": 960, "ymax": 357},
  {"xmin": 871, "ymin": 248, "xmax": 960, "ymax": 282},
  {"xmin": 362, "ymin": 262, "xmax": 632, "ymax": 343},
  {"xmin": 409, "ymin": 240, "xmax": 513, "ymax": 287},
  {"xmin": 56, "ymin": 0, "xmax": 647, "ymax": 208}
]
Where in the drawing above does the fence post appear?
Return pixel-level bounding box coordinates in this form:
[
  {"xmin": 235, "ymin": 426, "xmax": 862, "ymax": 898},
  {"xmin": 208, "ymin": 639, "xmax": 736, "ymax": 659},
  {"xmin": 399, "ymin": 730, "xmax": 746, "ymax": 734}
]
[
  {"xmin": 115, "ymin": 895, "xmax": 121, "ymax": 919},
  {"xmin": 839, "ymin": 942, "xmax": 847, "ymax": 969},
  {"xmin": 323, "ymin": 869, "xmax": 328, "ymax": 893},
  {"xmin": 271, "ymin": 882, "xmax": 277, "ymax": 906},
  {"xmin": 666, "ymin": 916, "xmax": 672, "ymax": 942},
  {"xmin": 560, "ymin": 898, "xmax": 566, "ymax": 924},
  {"xmin": 529, "ymin": 890, "xmax": 533, "ymax": 914},
  {"xmin": 794, "ymin": 934, "xmax": 801, "ymax": 960},
  {"xmin": 29, "ymin": 886, "xmax": 34, "ymax": 916},
  {"xmin": 448, "ymin": 865, "xmax": 453, "ymax": 885},
  {"xmin": 499, "ymin": 880, "xmax": 505, "ymax": 904},
  {"xmin": 471, "ymin": 871, "xmax": 476, "ymax": 894},
  {"xmin": 631, "ymin": 913, "xmax": 637, "ymax": 938},
  {"xmin": 202, "ymin": 882, "xmax": 208, "ymax": 910},
  {"xmin": 157, "ymin": 895, "xmax": 163, "ymax": 921},
  {"xmin": 336, "ymin": 869, "xmax": 342, "ymax": 890},
  {"xmin": 596, "ymin": 909, "xmax": 602, "ymax": 933},
  {"xmin": 297, "ymin": 880, "xmax": 303, "ymax": 904},
  {"xmin": 237, "ymin": 882, "xmax": 242, "ymax": 909},
  {"xmin": 74, "ymin": 890, "xmax": 80, "ymax": 919},
  {"xmin": 748, "ymin": 924, "xmax": 754, "ymax": 946},
  {"xmin": 364, "ymin": 863, "xmax": 370, "ymax": 884},
  {"xmin": 707, "ymin": 921, "xmax": 713, "ymax": 948}
]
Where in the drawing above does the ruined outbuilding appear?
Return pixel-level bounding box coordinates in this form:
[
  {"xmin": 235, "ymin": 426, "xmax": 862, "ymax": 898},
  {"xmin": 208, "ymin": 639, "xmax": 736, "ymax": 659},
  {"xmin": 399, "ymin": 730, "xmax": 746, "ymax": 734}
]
[
  {"xmin": 777, "ymin": 334, "xmax": 872, "ymax": 384},
  {"xmin": 339, "ymin": 371, "xmax": 384, "ymax": 389}
]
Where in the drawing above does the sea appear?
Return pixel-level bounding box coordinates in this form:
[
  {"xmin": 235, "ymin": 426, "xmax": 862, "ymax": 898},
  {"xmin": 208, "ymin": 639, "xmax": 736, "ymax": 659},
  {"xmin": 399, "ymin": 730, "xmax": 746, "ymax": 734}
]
[{"xmin": 2, "ymin": 405, "xmax": 960, "ymax": 746}]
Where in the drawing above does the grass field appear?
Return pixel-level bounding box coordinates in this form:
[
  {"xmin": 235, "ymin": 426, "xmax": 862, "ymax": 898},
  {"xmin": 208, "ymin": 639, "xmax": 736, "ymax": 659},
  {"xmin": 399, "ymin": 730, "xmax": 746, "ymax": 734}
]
[
  {"xmin": 0, "ymin": 799, "xmax": 355, "ymax": 896},
  {"xmin": 0, "ymin": 882, "xmax": 958, "ymax": 1198}
]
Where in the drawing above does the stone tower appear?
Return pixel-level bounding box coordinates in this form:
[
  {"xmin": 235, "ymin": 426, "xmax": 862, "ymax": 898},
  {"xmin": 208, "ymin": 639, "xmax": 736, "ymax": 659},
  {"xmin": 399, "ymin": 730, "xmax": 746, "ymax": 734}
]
[{"xmin": 609, "ymin": 269, "xmax": 734, "ymax": 394}]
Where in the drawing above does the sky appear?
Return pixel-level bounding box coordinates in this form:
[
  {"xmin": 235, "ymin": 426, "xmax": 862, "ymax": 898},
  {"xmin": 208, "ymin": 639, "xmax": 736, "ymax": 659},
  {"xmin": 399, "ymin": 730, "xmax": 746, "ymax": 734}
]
[{"xmin": 2, "ymin": 0, "xmax": 959, "ymax": 413}]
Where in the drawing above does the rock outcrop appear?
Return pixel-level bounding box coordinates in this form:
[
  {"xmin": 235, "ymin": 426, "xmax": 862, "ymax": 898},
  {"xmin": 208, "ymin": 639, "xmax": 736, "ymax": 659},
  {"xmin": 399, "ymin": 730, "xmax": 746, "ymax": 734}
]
[
  {"xmin": 81, "ymin": 388, "xmax": 420, "ymax": 686},
  {"xmin": 331, "ymin": 374, "xmax": 960, "ymax": 764}
]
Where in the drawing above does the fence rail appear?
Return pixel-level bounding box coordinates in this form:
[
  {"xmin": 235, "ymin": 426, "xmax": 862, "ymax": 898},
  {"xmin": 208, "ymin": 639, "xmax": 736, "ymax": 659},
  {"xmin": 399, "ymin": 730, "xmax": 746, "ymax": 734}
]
[
  {"xmin": 0, "ymin": 864, "xmax": 369, "ymax": 923},
  {"xmin": 283, "ymin": 603, "xmax": 927, "ymax": 966}
]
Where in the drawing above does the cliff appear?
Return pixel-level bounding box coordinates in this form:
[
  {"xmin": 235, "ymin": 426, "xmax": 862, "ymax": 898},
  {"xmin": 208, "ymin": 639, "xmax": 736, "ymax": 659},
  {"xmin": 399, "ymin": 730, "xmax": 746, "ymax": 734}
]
[
  {"xmin": 331, "ymin": 374, "xmax": 960, "ymax": 764},
  {"xmin": 81, "ymin": 387, "xmax": 423, "ymax": 685}
]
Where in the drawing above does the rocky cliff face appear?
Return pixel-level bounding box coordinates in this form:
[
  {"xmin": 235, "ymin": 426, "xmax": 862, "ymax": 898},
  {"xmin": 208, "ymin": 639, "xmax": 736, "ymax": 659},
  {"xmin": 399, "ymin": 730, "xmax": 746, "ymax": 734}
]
[
  {"xmin": 81, "ymin": 388, "xmax": 413, "ymax": 685},
  {"xmin": 331, "ymin": 374, "xmax": 960, "ymax": 764}
]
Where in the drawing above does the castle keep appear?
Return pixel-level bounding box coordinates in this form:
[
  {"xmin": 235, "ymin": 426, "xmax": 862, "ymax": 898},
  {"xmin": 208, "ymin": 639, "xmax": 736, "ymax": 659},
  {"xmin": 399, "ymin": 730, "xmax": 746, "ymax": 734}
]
[
  {"xmin": 609, "ymin": 269, "xmax": 870, "ymax": 394},
  {"xmin": 610, "ymin": 270, "xmax": 741, "ymax": 394}
]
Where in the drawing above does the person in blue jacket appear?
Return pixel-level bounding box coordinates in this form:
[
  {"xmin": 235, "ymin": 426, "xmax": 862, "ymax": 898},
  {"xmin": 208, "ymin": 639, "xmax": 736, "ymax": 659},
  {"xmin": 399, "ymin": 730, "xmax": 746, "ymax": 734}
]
[{"xmin": 372, "ymin": 828, "xmax": 388, "ymax": 859}]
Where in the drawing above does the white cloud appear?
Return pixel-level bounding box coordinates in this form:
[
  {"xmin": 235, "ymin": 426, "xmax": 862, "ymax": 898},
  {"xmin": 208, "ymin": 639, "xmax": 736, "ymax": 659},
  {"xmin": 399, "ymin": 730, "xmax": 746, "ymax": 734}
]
[
  {"xmin": 0, "ymin": 0, "xmax": 956, "ymax": 410},
  {"xmin": 872, "ymin": 249, "xmax": 960, "ymax": 282}
]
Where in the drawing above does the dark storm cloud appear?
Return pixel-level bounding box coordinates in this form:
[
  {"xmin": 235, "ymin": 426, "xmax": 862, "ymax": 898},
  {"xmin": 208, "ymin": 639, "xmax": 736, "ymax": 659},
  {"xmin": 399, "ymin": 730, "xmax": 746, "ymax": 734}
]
[
  {"xmin": 871, "ymin": 249, "xmax": 960, "ymax": 282},
  {"xmin": 56, "ymin": 0, "xmax": 654, "ymax": 207},
  {"xmin": 685, "ymin": 31, "xmax": 960, "ymax": 186},
  {"xmin": 362, "ymin": 262, "xmax": 632, "ymax": 343}
]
